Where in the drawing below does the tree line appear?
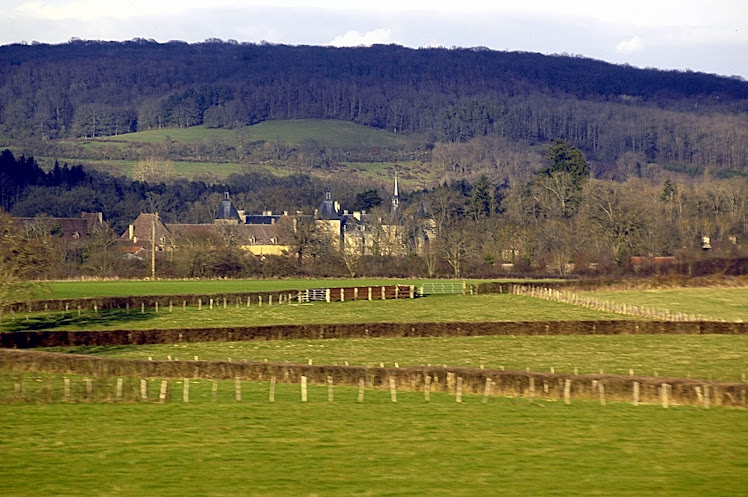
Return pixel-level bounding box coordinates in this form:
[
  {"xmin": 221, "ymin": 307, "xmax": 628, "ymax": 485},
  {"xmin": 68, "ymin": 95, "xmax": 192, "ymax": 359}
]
[{"xmin": 1, "ymin": 142, "xmax": 745, "ymax": 282}]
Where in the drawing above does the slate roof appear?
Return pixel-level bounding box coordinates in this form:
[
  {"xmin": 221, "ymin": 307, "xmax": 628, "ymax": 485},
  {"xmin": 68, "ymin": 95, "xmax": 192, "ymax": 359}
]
[
  {"xmin": 216, "ymin": 191, "xmax": 241, "ymax": 221},
  {"xmin": 166, "ymin": 223, "xmax": 286, "ymax": 245}
]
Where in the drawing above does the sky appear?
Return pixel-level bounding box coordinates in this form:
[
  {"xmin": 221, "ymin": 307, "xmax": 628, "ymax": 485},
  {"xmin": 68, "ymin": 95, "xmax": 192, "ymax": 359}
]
[{"xmin": 1, "ymin": 0, "xmax": 747, "ymax": 79}]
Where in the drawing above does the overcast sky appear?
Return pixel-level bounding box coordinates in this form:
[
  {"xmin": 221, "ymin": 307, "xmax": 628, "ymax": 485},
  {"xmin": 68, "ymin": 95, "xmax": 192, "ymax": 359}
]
[{"xmin": 1, "ymin": 0, "xmax": 746, "ymax": 79}]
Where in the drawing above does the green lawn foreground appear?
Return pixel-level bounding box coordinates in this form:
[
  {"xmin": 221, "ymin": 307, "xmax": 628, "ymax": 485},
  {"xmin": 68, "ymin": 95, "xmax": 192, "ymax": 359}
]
[{"xmin": 1, "ymin": 382, "xmax": 746, "ymax": 497}]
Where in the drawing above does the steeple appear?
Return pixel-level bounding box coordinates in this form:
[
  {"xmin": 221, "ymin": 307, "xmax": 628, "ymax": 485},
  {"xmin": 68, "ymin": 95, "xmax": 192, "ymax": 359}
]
[
  {"xmin": 391, "ymin": 171, "xmax": 399, "ymax": 213},
  {"xmin": 215, "ymin": 191, "xmax": 241, "ymax": 224}
]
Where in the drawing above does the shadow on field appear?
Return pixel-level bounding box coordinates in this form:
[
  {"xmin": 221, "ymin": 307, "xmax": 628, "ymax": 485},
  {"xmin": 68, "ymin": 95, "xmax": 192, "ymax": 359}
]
[{"xmin": 1, "ymin": 309, "xmax": 155, "ymax": 333}]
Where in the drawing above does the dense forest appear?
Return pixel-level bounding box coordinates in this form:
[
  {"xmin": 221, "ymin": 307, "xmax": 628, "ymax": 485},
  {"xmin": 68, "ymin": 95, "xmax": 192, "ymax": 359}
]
[{"xmin": 1, "ymin": 40, "xmax": 748, "ymax": 176}]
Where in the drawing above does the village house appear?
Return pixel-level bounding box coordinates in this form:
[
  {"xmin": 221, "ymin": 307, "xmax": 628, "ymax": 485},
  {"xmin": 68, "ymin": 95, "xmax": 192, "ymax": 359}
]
[
  {"xmin": 15, "ymin": 211, "xmax": 106, "ymax": 244},
  {"xmin": 118, "ymin": 175, "xmax": 431, "ymax": 260}
]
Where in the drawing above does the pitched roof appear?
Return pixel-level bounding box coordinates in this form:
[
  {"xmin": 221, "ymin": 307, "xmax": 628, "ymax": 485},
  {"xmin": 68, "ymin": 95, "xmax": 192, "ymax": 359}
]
[
  {"xmin": 166, "ymin": 223, "xmax": 286, "ymax": 245},
  {"xmin": 120, "ymin": 213, "xmax": 172, "ymax": 248},
  {"xmin": 216, "ymin": 191, "xmax": 241, "ymax": 221}
]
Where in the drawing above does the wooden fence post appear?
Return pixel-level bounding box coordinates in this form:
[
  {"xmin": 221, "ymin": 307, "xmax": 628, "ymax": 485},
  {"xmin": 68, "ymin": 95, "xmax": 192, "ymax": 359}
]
[
  {"xmin": 84, "ymin": 378, "xmax": 93, "ymax": 401},
  {"xmin": 389, "ymin": 376, "xmax": 397, "ymax": 402},
  {"xmin": 327, "ymin": 375, "xmax": 334, "ymax": 402},
  {"xmin": 424, "ymin": 375, "xmax": 431, "ymax": 402},
  {"xmin": 528, "ymin": 376, "xmax": 535, "ymax": 403},
  {"xmin": 183, "ymin": 378, "xmax": 189, "ymax": 403},
  {"xmin": 456, "ymin": 377, "xmax": 463, "ymax": 403},
  {"xmin": 564, "ymin": 379, "xmax": 571, "ymax": 405},
  {"xmin": 661, "ymin": 383, "xmax": 670, "ymax": 408},
  {"xmin": 270, "ymin": 377, "xmax": 276, "ymax": 403},
  {"xmin": 358, "ymin": 378, "xmax": 365, "ymax": 403},
  {"xmin": 482, "ymin": 378, "xmax": 492, "ymax": 403},
  {"xmin": 599, "ymin": 381, "xmax": 606, "ymax": 406},
  {"xmin": 64, "ymin": 377, "xmax": 71, "ymax": 402},
  {"xmin": 633, "ymin": 381, "xmax": 640, "ymax": 406},
  {"xmin": 211, "ymin": 380, "xmax": 218, "ymax": 402},
  {"xmin": 301, "ymin": 376, "xmax": 308, "ymax": 402},
  {"xmin": 159, "ymin": 380, "xmax": 169, "ymax": 403},
  {"xmin": 235, "ymin": 378, "xmax": 242, "ymax": 402}
]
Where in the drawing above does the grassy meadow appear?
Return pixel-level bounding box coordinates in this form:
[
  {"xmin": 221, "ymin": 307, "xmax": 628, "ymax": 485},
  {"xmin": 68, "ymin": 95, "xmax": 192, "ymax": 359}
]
[
  {"xmin": 92, "ymin": 119, "xmax": 409, "ymax": 149},
  {"xmin": 41, "ymin": 333, "xmax": 748, "ymax": 382},
  {"xmin": 3, "ymin": 282, "xmax": 748, "ymax": 496},
  {"xmin": 37, "ymin": 278, "xmax": 439, "ymax": 299},
  {"xmin": 1, "ymin": 382, "xmax": 746, "ymax": 497},
  {"xmin": 578, "ymin": 287, "xmax": 748, "ymax": 322},
  {"xmin": 1, "ymin": 294, "xmax": 631, "ymax": 333}
]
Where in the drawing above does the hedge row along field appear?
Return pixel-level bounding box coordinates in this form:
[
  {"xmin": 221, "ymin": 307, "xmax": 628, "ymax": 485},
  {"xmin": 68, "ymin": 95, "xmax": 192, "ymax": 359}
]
[
  {"xmin": 2, "ymin": 320, "xmax": 747, "ymax": 349},
  {"xmin": 2, "ymin": 349, "xmax": 745, "ymax": 408}
]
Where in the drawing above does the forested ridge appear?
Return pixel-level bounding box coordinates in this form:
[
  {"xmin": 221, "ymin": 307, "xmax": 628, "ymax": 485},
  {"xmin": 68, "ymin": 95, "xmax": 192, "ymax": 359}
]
[{"xmin": 1, "ymin": 40, "xmax": 748, "ymax": 175}]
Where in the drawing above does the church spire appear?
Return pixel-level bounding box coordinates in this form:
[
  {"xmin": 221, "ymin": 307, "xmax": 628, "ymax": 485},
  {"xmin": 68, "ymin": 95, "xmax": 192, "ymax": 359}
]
[{"xmin": 391, "ymin": 171, "xmax": 399, "ymax": 213}]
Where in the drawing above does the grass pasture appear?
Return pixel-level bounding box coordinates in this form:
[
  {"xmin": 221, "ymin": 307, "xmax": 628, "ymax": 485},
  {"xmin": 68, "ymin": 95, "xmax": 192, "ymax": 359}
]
[
  {"xmin": 42, "ymin": 334, "xmax": 748, "ymax": 382},
  {"xmin": 91, "ymin": 119, "xmax": 409, "ymax": 149},
  {"xmin": 4, "ymin": 282, "xmax": 748, "ymax": 496},
  {"xmin": 0, "ymin": 294, "xmax": 630, "ymax": 333},
  {"xmin": 38, "ymin": 278, "xmax": 437, "ymax": 299},
  {"xmin": 1, "ymin": 376, "xmax": 747, "ymax": 497},
  {"xmin": 578, "ymin": 287, "xmax": 748, "ymax": 322}
]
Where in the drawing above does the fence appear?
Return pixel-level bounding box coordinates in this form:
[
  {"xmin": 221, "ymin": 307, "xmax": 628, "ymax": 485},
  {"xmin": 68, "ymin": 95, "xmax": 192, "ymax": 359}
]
[
  {"xmin": 1, "ymin": 349, "xmax": 745, "ymax": 408},
  {"xmin": 509, "ymin": 284, "xmax": 733, "ymax": 322},
  {"xmin": 2, "ymin": 285, "xmax": 416, "ymax": 317},
  {"xmin": 419, "ymin": 281, "xmax": 466, "ymax": 295}
]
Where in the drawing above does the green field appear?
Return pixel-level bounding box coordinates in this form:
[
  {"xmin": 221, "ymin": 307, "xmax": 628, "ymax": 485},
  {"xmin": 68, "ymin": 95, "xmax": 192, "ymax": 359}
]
[
  {"xmin": 1, "ymin": 383, "xmax": 746, "ymax": 497},
  {"xmin": 93, "ymin": 119, "xmax": 409, "ymax": 149},
  {"xmin": 38, "ymin": 278, "xmax": 431, "ymax": 299},
  {"xmin": 42, "ymin": 333, "xmax": 748, "ymax": 382},
  {"xmin": 579, "ymin": 287, "xmax": 748, "ymax": 322},
  {"xmin": 4, "ymin": 283, "xmax": 748, "ymax": 496},
  {"xmin": 1, "ymin": 295, "xmax": 630, "ymax": 333},
  {"xmin": 36, "ymin": 278, "xmax": 565, "ymax": 300}
]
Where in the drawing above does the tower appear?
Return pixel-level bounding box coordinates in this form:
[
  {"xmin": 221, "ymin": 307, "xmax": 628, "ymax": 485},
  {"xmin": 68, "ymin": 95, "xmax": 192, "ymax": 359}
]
[{"xmin": 391, "ymin": 171, "xmax": 399, "ymax": 214}]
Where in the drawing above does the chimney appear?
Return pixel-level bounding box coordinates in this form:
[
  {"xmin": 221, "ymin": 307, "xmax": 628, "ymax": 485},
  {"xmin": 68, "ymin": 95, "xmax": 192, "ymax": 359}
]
[{"xmin": 128, "ymin": 224, "xmax": 134, "ymax": 240}]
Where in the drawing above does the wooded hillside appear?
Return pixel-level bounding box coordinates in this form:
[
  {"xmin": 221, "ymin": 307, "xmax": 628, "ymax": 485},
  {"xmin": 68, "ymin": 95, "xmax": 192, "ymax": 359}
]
[{"xmin": 1, "ymin": 40, "xmax": 747, "ymax": 176}]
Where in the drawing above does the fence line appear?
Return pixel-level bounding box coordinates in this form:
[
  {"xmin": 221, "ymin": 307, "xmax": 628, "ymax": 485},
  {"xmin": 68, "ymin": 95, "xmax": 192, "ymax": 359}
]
[
  {"xmin": 2, "ymin": 349, "xmax": 746, "ymax": 408},
  {"xmin": 510, "ymin": 284, "xmax": 733, "ymax": 322}
]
